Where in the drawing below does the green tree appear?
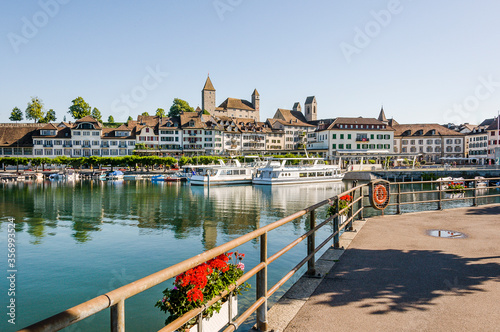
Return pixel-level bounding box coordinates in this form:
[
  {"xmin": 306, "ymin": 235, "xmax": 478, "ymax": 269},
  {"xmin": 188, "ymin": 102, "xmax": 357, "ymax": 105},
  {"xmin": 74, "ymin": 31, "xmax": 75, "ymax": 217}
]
[
  {"xmin": 9, "ymin": 107, "xmax": 23, "ymax": 122},
  {"xmin": 168, "ymin": 98, "xmax": 194, "ymax": 117},
  {"xmin": 203, "ymin": 109, "xmax": 210, "ymax": 115},
  {"xmin": 40, "ymin": 109, "xmax": 57, "ymax": 123},
  {"xmin": 108, "ymin": 115, "xmax": 115, "ymax": 123},
  {"xmin": 25, "ymin": 97, "xmax": 45, "ymax": 123},
  {"xmin": 155, "ymin": 108, "xmax": 166, "ymax": 117},
  {"xmin": 141, "ymin": 112, "xmax": 150, "ymax": 117},
  {"xmin": 127, "ymin": 116, "xmax": 133, "ymax": 121},
  {"xmin": 91, "ymin": 107, "xmax": 103, "ymax": 123},
  {"xmin": 68, "ymin": 97, "xmax": 91, "ymax": 119}
]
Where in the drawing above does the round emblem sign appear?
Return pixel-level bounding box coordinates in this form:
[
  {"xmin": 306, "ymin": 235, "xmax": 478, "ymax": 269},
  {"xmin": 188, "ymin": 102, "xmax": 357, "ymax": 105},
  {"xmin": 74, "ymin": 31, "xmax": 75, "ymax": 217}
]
[{"xmin": 369, "ymin": 180, "xmax": 390, "ymax": 210}]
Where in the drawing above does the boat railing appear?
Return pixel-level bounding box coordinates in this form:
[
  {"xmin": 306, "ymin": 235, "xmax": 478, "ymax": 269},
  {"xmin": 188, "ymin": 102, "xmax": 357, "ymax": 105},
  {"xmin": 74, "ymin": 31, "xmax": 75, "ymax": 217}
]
[{"xmin": 19, "ymin": 177, "xmax": 500, "ymax": 332}]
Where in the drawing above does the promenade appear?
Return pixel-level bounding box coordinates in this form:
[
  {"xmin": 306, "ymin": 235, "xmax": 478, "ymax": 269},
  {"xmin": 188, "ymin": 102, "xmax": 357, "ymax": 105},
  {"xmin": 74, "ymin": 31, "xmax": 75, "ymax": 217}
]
[{"xmin": 268, "ymin": 204, "xmax": 500, "ymax": 332}]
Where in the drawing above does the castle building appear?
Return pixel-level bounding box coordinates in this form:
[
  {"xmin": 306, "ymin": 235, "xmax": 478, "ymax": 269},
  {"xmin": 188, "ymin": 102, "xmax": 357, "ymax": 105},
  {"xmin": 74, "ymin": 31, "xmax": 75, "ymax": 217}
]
[{"xmin": 201, "ymin": 76, "xmax": 260, "ymax": 121}]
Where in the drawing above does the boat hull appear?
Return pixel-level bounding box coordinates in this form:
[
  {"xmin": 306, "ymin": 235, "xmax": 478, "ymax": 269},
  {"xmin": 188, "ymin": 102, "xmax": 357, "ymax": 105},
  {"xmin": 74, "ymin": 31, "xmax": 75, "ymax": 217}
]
[
  {"xmin": 190, "ymin": 176, "xmax": 252, "ymax": 186},
  {"xmin": 252, "ymin": 176, "xmax": 344, "ymax": 185}
]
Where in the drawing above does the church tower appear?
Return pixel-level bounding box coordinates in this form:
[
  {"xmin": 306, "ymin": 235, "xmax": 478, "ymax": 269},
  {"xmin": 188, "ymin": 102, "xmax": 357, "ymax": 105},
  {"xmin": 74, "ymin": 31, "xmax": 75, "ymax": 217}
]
[
  {"xmin": 252, "ymin": 89, "xmax": 260, "ymax": 121},
  {"xmin": 304, "ymin": 96, "xmax": 317, "ymax": 122},
  {"xmin": 378, "ymin": 106, "xmax": 388, "ymax": 124},
  {"xmin": 202, "ymin": 75, "xmax": 216, "ymax": 114}
]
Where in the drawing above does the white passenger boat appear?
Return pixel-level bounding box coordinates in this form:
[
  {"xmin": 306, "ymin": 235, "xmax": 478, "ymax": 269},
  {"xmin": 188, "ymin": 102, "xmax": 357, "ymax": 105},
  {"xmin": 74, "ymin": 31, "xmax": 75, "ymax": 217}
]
[
  {"xmin": 252, "ymin": 158, "xmax": 344, "ymax": 185},
  {"xmin": 190, "ymin": 157, "xmax": 265, "ymax": 186}
]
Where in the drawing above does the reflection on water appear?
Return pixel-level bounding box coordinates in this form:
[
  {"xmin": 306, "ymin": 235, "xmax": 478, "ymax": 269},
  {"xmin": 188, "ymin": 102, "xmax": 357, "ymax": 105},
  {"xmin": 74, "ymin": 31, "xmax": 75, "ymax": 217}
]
[
  {"xmin": 0, "ymin": 180, "xmax": 347, "ymax": 331},
  {"xmin": 0, "ymin": 181, "xmax": 345, "ymax": 248}
]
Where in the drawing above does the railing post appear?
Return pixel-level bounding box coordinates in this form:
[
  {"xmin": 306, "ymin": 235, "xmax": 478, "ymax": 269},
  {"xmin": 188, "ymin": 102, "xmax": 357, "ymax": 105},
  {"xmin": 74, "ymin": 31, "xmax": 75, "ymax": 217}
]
[
  {"xmin": 396, "ymin": 183, "xmax": 401, "ymax": 215},
  {"xmin": 256, "ymin": 232, "xmax": 268, "ymax": 331},
  {"xmin": 347, "ymin": 192, "xmax": 354, "ymax": 231},
  {"xmin": 472, "ymin": 179, "xmax": 477, "ymax": 206},
  {"xmin": 358, "ymin": 186, "xmax": 364, "ymax": 220},
  {"xmin": 437, "ymin": 181, "xmax": 442, "ymax": 210},
  {"xmin": 333, "ymin": 197, "xmax": 340, "ymax": 249},
  {"xmin": 110, "ymin": 300, "xmax": 125, "ymax": 332},
  {"xmin": 307, "ymin": 210, "xmax": 316, "ymax": 276}
]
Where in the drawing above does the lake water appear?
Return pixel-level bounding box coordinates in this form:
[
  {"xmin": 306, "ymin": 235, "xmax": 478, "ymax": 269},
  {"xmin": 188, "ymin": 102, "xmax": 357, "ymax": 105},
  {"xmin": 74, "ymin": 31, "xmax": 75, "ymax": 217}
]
[{"xmin": 0, "ymin": 180, "xmax": 349, "ymax": 332}]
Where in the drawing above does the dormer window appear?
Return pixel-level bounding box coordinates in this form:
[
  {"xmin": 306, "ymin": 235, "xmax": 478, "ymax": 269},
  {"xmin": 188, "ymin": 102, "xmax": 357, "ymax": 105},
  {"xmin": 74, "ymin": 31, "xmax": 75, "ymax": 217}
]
[
  {"xmin": 146, "ymin": 128, "xmax": 150, "ymax": 133},
  {"xmin": 77, "ymin": 123, "xmax": 95, "ymax": 130}
]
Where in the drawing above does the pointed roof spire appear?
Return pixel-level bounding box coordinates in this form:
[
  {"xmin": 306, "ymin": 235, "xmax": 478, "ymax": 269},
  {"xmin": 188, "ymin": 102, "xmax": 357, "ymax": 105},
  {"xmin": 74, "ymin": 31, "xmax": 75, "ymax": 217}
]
[
  {"xmin": 252, "ymin": 89, "xmax": 259, "ymax": 96},
  {"xmin": 378, "ymin": 106, "xmax": 387, "ymax": 122},
  {"xmin": 203, "ymin": 75, "xmax": 215, "ymax": 91}
]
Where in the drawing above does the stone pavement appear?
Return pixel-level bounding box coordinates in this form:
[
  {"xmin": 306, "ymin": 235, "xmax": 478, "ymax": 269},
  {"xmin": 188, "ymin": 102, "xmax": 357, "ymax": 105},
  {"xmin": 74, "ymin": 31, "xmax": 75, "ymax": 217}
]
[{"xmin": 267, "ymin": 204, "xmax": 500, "ymax": 332}]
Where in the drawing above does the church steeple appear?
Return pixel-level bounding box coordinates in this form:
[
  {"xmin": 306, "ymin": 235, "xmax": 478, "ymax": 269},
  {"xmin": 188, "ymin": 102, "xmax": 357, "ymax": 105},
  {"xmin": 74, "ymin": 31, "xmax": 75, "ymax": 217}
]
[{"xmin": 378, "ymin": 106, "xmax": 388, "ymax": 123}]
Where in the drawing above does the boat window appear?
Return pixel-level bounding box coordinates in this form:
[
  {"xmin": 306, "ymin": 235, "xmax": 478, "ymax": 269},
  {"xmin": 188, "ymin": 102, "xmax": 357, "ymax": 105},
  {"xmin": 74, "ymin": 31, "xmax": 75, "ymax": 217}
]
[
  {"xmin": 299, "ymin": 173, "xmax": 307, "ymax": 177},
  {"xmin": 308, "ymin": 172, "xmax": 316, "ymax": 177},
  {"xmin": 326, "ymin": 172, "xmax": 332, "ymax": 176}
]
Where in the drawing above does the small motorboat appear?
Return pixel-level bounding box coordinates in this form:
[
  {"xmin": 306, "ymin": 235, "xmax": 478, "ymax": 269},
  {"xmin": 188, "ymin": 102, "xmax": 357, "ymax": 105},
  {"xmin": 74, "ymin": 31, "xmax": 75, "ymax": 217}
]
[{"xmin": 151, "ymin": 175, "xmax": 180, "ymax": 182}]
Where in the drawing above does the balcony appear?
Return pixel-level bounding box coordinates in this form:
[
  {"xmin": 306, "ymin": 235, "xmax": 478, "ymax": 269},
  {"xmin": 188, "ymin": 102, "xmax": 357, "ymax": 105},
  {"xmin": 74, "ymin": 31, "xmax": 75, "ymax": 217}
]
[
  {"xmin": 43, "ymin": 144, "xmax": 53, "ymax": 148},
  {"xmin": 63, "ymin": 143, "xmax": 72, "ymax": 148},
  {"xmin": 356, "ymin": 138, "xmax": 370, "ymax": 142},
  {"xmin": 82, "ymin": 144, "xmax": 91, "ymax": 148}
]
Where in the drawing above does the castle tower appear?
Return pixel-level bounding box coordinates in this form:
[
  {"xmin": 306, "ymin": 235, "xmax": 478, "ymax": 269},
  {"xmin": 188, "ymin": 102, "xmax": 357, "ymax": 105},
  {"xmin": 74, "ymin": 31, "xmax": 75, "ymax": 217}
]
[
  {"xmin": 202, "ymin": 75, "xmax": 216, "ymax": 114},
  {"xmin": 292, "ymin": 102, "xmax": 301, "ymax": 113},
  {"xmin": 304, "ymin": 96, "xmax": 317, "ymax": 122},
  {"xmin": 252, "ymin": 89, "xmax": 260, "ymax": 121}
]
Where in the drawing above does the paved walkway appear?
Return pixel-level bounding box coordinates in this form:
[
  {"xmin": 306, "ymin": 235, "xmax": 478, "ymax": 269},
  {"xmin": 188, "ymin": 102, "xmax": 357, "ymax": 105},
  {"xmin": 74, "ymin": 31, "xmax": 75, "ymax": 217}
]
[{"xmin": 268, "ymin": 204, "xmax": 500, "ymax": 332}]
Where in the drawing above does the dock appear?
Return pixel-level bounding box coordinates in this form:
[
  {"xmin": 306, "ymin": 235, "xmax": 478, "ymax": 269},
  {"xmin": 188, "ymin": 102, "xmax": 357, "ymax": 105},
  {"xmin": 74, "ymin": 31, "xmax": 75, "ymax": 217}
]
[{"xmin": 268, "ymin": 203, "xmax": 500, "ymax": 332}]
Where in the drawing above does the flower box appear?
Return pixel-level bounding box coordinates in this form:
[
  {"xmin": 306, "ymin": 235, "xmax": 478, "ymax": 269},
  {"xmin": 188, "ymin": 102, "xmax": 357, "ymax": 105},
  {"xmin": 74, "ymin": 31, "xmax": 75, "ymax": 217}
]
[
  {"xmin": 187, "ymin": 296, "xmax": 237, "ymax": 332},
  {"xmin": 445, "ymin": 192, "xmax": 465, "ymax": 199}
]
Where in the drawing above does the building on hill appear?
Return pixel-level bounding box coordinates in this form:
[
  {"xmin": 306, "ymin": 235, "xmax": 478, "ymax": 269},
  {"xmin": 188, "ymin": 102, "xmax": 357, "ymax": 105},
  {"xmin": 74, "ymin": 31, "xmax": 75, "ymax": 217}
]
[
  {"xmin": 267, "ymin": 114, "xmax": 314, "ymax": 150},
  {"xmin": 201, "ymin": 75, "xmax": 260, "ymax": 121}
]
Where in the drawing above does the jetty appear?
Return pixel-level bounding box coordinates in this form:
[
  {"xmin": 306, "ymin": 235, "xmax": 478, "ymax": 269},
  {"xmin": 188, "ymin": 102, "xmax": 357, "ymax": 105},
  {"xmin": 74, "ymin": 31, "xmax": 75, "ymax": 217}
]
[{"xmin": 271, "ymin": 204, "xmax": 500, "ymax": 331}]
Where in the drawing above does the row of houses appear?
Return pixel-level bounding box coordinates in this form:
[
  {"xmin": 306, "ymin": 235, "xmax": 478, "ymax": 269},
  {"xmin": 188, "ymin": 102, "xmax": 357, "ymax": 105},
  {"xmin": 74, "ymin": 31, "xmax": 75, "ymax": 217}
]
[
  {"xmin": 1, "ymin": 74, "xmax": 499, "ymax": 163},
  {"xmin": 1, "ymin": 107, "xmax": 498, "ymax": 163}
]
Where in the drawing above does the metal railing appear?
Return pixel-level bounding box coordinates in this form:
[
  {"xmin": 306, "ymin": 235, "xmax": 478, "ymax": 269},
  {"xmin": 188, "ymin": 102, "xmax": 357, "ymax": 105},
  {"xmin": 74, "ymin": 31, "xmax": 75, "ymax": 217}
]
[
  {"xmin": 387, "ymin": 176, "xmax": 500, "ymax": 214},
  {"xmin": 19, "ymin": 183, "xmax": 366, "ymax": 332},
  {"xmin": 18, "ymin": 177, "xmax": 500, "ymax": 332}
]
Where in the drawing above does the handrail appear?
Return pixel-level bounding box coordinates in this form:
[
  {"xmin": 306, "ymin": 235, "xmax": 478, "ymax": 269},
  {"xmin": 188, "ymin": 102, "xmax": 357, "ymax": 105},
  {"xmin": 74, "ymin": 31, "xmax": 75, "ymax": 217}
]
[{"xmin": 20, "ymin": 183, "xmax": 366, "ymax": 332}]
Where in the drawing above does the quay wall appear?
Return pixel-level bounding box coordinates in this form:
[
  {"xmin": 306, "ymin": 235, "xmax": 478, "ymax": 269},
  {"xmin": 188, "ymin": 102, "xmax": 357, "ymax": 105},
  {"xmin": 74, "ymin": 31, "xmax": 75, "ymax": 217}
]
[{"xmin": 344, "ymin": 168, "xmax": 500, "ymax": 181}]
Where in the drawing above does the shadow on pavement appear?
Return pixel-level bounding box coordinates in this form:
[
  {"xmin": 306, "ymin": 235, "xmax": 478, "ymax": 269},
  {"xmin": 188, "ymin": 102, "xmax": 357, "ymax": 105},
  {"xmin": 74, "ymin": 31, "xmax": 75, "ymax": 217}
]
[
  {"xmin": 464, "ymin": 204, "xmax": 500, "ymax": 215},
  {"xmin": 316, "ymin": 249, "xmax": 500, "ymax": 315}
]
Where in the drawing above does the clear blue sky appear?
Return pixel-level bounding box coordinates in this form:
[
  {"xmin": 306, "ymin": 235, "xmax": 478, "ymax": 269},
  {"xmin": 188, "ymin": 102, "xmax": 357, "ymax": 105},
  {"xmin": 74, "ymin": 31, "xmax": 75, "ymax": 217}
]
[{"xmin": 1, "ymin": 0, "xmax": 500, "ymax": 125}]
